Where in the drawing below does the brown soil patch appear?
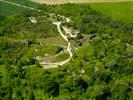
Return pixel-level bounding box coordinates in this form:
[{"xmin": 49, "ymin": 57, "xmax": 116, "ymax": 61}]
[{"xmin": 31, "ymin": 0, "xmax": 133, "ymax": 4}]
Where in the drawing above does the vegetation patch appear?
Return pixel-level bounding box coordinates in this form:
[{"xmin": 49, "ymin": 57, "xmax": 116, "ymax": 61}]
[
  {"xmin": 23, "ymin": 44, "xmax": 62, "ymax": 57},
  {"xmin": 50, "ymin": 52, "xmax": 69, "ymax": 62},
  {"xmin": 0, "ymin": 2, "xmax": 133, "ymax": 100},
  {"xmin": 43, "ymin": 36, "xmax": 67, "ymax": 46}
]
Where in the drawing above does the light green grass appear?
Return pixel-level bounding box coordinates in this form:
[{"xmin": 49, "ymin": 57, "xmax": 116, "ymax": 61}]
[
  {"xmin": 90, "ymin": 2, "xmax": 133, "ymax": 23},
  {"xmin": 25, "ymin": 44, "xmax": 60, "ymax": 57},
  {"xmin": 50, "ymin": 52, "xmax": 69, "ymax": 62},
  {"xmin": 0, "ymin": 65, "xmax": 6, "ymax": 74},
  {"xmin": 20, "ymin": 44, "xmax": 61, "ymax": 64},
  {"xmin": 43, "ymin": 36, "xmax": 67, "ymax": 46}
]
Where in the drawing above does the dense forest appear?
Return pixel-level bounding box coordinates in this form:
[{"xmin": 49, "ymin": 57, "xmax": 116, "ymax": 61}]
[{"xmin": 0, "ymin": 3, "xmax": 133, "ymax": 100}]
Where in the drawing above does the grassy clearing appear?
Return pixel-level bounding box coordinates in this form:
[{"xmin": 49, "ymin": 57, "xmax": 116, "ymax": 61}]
[
  {"xmin": 0, "ymin": 1, "xmax": 31, "ymax": 16},
  {"xmin": 43, "ymin": 36, "xmax": 67, "ymax": 46},
  {"xmin": 19, "ymin": 44, "xmax": 62, "ymax": 64},
  {"xmin": 50, "ymin": 52, "xmax": 69, "ymax": 62},
  {"xmin": 90, "ymin": 2, "xmax": 133, "ymax": 23},
  {"xmin": 23, "ymin": 44, "xmax": 61, "ymax": 58}
]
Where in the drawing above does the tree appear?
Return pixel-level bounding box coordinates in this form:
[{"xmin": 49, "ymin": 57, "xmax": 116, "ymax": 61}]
[
  {"xmin": 29, "ymin": 91, "xmax": 35, "ymax": 100},
  {"xmin": 44, "ymin": 77, "xmax": 59, "ymax": 97}
]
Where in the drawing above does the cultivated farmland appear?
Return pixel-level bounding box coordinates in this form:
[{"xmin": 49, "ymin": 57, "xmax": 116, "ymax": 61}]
[
  {"xmin": 90, "ymin": 2, "xmax": 133, "ymax": 23},
  {"xmin": 31, "ymin": 0, "xmax": 133, "ymax": 4}
]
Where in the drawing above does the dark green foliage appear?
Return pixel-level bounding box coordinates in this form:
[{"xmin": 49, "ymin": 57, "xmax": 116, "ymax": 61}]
[
  {"xmin": 0, "ymin": 3, "xmax": 133, "ymax": 100},
  {"xmin": 44, "ymin": 79, "xmax": 59, "ymax": 97},
  {"xmin": 0, "ymin": 14, "xmax": 58, "ymax": 66},
  {"xmin": 29, "ymin": 90, "xmax": 35, "ymax": 100}
]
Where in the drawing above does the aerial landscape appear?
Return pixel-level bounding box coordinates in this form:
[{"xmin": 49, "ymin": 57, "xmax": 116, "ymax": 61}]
[{"xmin": 0, "ymin": 0, "xmax": 133, "ymax": 100}]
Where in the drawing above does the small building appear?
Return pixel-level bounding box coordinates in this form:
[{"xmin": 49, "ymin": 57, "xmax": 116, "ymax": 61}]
[{"xmin": 29, "ymin": 17, "xmax": 37, "ymax": 23}]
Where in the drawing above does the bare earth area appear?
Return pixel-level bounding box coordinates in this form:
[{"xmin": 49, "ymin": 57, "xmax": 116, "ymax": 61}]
[{"xmin": 31, "ymin": 0, "xmax": 133, "ymax": 4}]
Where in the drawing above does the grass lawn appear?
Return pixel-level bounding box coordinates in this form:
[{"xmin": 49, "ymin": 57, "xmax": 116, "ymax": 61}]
[
  {"xmin": 43, "ymin": 36, "xmax": 67, "ymax": 46},
  {"xmin": 90, "ymin": 2, "xmax": 133, "ymax": 23}
]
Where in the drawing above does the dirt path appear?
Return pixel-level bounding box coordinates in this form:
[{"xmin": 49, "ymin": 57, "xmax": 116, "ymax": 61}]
[
  {"xmin": 40, "ymin": 16, "xmax": 74, "ymax": 68},
  {"xmin": 21, "ymin": 2, "xmax": 74, "ymax": 68},
  {"xmin": 1, "ymin": 0, "xmax": 76, "ymax": 69},
  {"xmin": 53, "ymin": 22, "xmax": 68, "ymax": 41},
  {"xmin": 63, "ymin": 27, "xmax": 77, "ymax": 38}
]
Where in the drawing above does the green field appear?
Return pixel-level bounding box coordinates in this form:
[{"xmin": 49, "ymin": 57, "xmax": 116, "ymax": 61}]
[
  {"xmin": 0, "ymin": 0, "xmax": 40, "ymax": 16},
  {"xmin": 0, "ymin": 1, "xmax": 31, "ymax": 16},
  {"xmin": 90, "ymin": 2, "xmax": 133, "ymax": 23}
]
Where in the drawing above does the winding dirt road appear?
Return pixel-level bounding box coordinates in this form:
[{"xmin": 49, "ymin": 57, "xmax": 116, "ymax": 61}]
[
  {"xmin": 40, "ymin": 16, "xmax": 74, "ymax": 68},
  {"xmin": 1, "ymin": 0, "xmax": 76, "ymax": 69}
]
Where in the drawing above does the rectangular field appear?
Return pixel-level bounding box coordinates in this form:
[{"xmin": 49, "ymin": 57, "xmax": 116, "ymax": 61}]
[
  {"xmin": 31, "ymin": 0, "xmax": 133, "ymax": 4},
  {"xmin": 90, "ymin": 2, "xmax": 133, "ymax": 23}
]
